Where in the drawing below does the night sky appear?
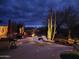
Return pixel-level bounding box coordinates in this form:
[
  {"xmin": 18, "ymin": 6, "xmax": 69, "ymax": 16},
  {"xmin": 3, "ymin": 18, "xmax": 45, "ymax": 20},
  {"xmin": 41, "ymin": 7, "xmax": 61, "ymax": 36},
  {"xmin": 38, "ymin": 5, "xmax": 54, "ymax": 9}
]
[{"xmin": 0, "ymin": 0, "xmax": 79, "ymax": 27}]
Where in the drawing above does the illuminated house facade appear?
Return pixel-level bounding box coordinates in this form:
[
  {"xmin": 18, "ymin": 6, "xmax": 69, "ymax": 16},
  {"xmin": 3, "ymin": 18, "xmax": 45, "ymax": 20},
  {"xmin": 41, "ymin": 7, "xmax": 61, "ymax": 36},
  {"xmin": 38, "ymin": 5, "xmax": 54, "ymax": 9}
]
[
  {"xmin": 0, "ymin": 21, "xmax": 8, "ymax": 39},
  {"xmin": 0, "ymin": 20, "xmax": 24, "ymax": 39},
  {"xmin": 0, "ymin": 26, "xmax": 8, "ymax": 39}
]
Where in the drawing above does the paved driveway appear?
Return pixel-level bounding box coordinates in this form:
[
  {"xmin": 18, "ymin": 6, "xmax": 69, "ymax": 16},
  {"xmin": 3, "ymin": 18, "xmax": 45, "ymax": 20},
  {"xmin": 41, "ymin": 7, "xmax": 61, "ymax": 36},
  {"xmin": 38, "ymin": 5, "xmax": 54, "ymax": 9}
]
[{"xmin": 5, "ymin": 43, "xmax": 73, "ymax": 59}]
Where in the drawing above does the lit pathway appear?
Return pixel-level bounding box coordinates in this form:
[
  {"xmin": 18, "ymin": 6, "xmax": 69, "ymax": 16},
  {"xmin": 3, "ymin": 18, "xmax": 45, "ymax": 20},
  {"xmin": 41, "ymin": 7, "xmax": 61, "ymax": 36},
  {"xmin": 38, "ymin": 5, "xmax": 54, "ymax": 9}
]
[{"xmin": 8, "ymin": 42, "xmax": 73, "ymax": 59}]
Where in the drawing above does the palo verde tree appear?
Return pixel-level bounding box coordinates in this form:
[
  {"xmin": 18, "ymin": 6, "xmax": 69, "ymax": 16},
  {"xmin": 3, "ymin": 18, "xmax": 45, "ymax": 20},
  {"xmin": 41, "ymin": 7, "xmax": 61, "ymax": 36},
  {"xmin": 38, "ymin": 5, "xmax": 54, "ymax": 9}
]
[{"xmin": 58, "ymin": 6, "xmax": 78, "ymax": 38}]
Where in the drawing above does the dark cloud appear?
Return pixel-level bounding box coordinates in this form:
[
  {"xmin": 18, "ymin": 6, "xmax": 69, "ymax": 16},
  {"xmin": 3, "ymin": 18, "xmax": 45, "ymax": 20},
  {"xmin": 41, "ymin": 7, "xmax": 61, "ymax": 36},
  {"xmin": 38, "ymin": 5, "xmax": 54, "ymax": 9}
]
[
  {"xmin": 0, "ymin": 0, "xmax": 8, "ymax": 5},
  {"xmin": 0, "ymin": 0, "xmax": 79, "ymax": 26}
]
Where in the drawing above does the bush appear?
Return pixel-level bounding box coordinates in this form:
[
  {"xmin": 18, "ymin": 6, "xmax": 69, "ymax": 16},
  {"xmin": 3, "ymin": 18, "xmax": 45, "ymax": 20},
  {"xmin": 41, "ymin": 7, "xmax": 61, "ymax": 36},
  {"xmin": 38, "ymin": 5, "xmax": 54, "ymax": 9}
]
[{"xmin": 60, "ymin": 52, "xmax": 79, "ymax": 59}]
